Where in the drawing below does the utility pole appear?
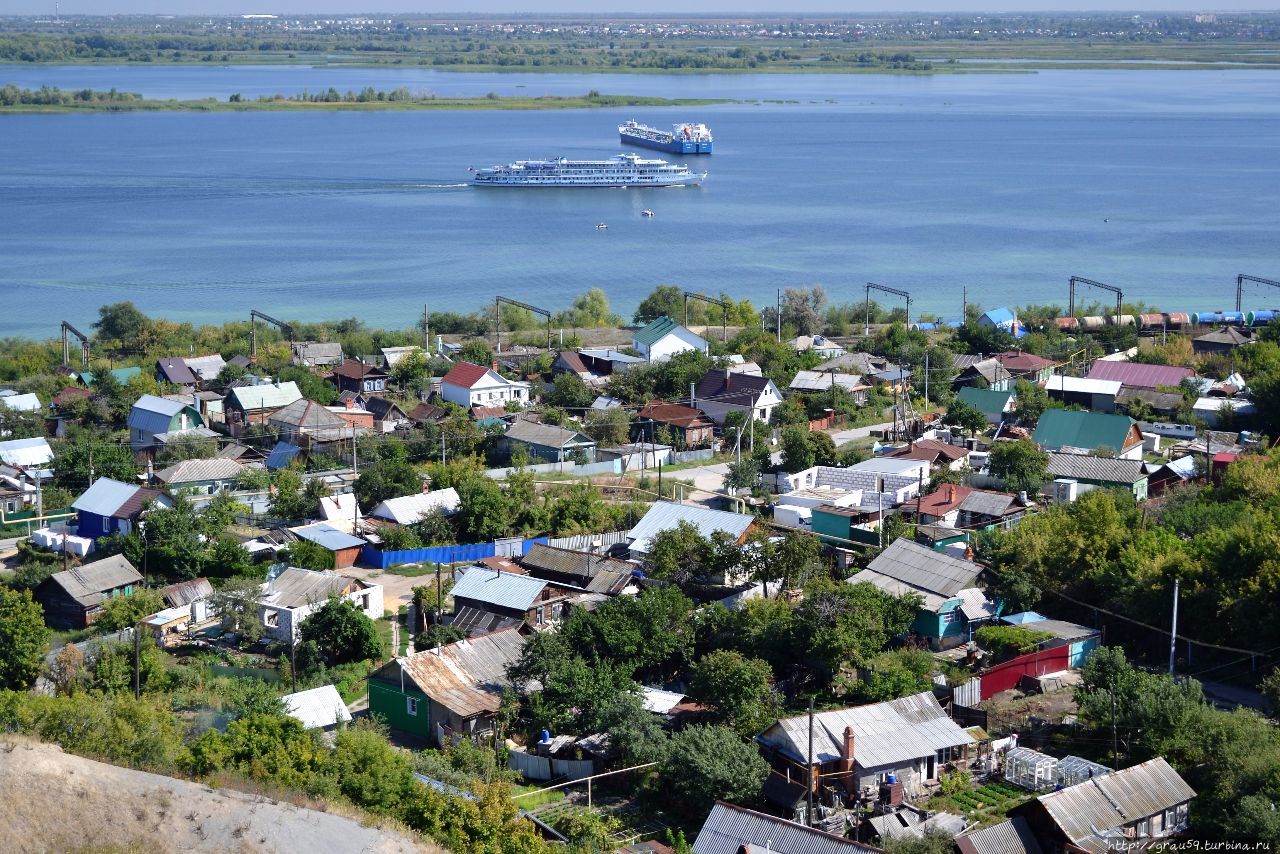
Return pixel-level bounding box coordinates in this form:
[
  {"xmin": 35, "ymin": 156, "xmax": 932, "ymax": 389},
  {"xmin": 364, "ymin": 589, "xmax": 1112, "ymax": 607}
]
[
  {"xmin": 923, "ymin": 351, "xmax": 929, "ymax": 408},
  {"xmin": 775, "ymin": 289, "xmax": 781, "ymax": 342},
  {"xmin": 806, "ymin": 697, "xmax": 815, "ymax": 826},
  {"xmin": 134, "ymin": 622, "xmax": 142, "ymax": 699},
  {"xmin": 1168, "ymin": 578, "xmax": 1180, "ymax": 676},
  {"xmin": 422, "ymin": 303, "xmax": 429, "ymax": 350}
]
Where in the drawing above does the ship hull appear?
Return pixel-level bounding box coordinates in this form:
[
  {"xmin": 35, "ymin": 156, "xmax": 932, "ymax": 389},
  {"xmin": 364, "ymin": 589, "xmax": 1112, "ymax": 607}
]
[
  {"xmin": 473, "ymin": 175, "xmax": 705, "ymax": 188},
  {"xmin": 619, "ymin": 130, "xmax": 713, "ymax": 155}
]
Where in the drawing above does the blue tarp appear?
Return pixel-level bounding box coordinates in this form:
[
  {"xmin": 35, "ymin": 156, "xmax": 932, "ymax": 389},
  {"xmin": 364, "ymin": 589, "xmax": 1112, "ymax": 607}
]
[{"xmin": 265, "ymin": 441, "xmax": 303, "ymax": 470}]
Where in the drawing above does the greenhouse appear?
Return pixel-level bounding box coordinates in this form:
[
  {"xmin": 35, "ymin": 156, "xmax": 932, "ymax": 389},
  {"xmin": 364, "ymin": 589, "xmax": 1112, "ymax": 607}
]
[
  {"xmin": 1003, "ymin": 747, "xmax": 1059, "ymax": 792},
  {"xmin": 1056, "ymin": 755, "xmax": 1112, "ymax": 787}
]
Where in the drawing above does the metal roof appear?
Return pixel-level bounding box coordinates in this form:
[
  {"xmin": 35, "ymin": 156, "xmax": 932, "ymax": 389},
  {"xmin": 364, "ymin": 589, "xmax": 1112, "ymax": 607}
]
[
  {"xmin": 268, "ymin": 398, "xmax": 347, "ymax": 431},
  {"xmin": 958, "ymin": 386, "xmax": 1015, "ymax": 415},
  {"xmin": 395, "ymin": 627, "xmax": 524, "ymax": 718},
  {"xmin": 370, "ymin": 488, "xmax": 461, "ymax": 525},
  {"xmin": 265, "ymin": 441, "xmax": 303, "ymax": 470},
  {"xmin": 264, "ymin": 567, "xmax": 357, "ymax": 609},
  {"xmin": 1032, "ymin": 410, "xmax": 1137, "ymax": 454},
  {"xmin": 154, "ymin": 457, "xmax": 245, "ymax": 485},
  {"xmin": 756, "ymin": 691, "xmax": 974, "ymax": 770},
  {"xmin": 182, "ymin": 354, "xmax": 226, "ymax": 381},
  {"xmin": 956, "ymin": 818, "xmax": 1043, "ymax": 854},
  {"xmin": 633, "ymin": 316, "xmax": 687, "ymax": 347},
  {"xmin": 161, "ymin": 577, "xmax": 213, "ymax": 608},
  {"xmin": 283, "ymin": 684, "xmax": 352, "ymax": 730},
  {"xmin": 640, "ymin": 686, "xmax": 687, "ymax": 715},
  {"xmin": 156, "ymin": 357, "xmax": 198, "ymax": 385},
  {"xmin": 440, "ymin": 361, "xmax": 493, "ymax": 389},
  {"xmin": 72, "ymin": 477, "xmax": 142, "ymax": 518},
  {"xmin": 848, "ymin": 457, "xmax": 931, "ymax": 477},
  {"xmin": 789, "ymin": 370, "xmax": 868, "ymax": 393},
  {"xmin": 1045, "ymin": 375, "xmax": 1122, "ymax": 397},
  {"xmin": 519, "ymin": 543, "xmax": 632, "ymax": 595},
  {"xmin": 450, "ymin": 566, "xmax": 547, "ymax": 612},
  {"xmin": 78, "ymin": 366, "xmax": 141, "ymax": 386},
  {"xmin": 127, "ymin": 394, "xmax": 193, "ymax": 435},
  {"xmin": 226, "ymin": 381, "xmax": 302, "ymax": 412},
  {"xmin": 45, "ymin": 555, "xmax": 143, "ymax": 608},
  {"xmin": 627, "ymin": 502, "xmax": 754, "ymax": 555},
  {"xmin": 291, "ymin": 522, "xmax": 365, "ymax": 552},
  {"xmin": 1046, "ymin": 453, "xmax": 1146, "ymax": 485},
  {"xmin": 857, "ymin": 538, "xmax": 981, "ymax": 599},
  {"xmin": 0, "ymin": 437, "xmax": 53, "ymax": 469},
  {"xmin": 692, "ymin": 801, "xmax": 879, "ymax": 854},
  {"xmin": 504, "ymin": 419, "xmax": 595, "ymax": 450},
  {"xmin": 1085, "ymin": 361, "xmax": 1194, "ymax": 390},
  {"xmin": 1036, "ymin": 757, "xmax": 1194, "ymax": 851},
  {"xmin": 0, "ymin": 393, "xmax": 41, "ymax": 412}
]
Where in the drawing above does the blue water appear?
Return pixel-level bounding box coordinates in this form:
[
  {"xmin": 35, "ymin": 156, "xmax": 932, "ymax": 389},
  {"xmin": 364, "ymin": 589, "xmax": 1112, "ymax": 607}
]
[{"xmin": 1, "ymin": 66, "xmax": 1278, "ymax": 339}]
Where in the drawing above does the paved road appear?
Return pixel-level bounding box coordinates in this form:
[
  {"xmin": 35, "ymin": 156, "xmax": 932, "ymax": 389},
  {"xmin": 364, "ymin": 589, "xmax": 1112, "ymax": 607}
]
[{"xmin": 831, "ymin": 420, "xmax": 896, "ymax": 447}]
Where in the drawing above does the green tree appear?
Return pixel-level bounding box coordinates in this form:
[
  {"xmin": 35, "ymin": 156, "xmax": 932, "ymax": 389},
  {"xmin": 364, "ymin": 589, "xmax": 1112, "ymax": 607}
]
[
  {"xmin": 96, "ymin": 588, "xmax": 165, "ymax": 632},
  {"xmin": 0, "ymin": 587, "xmax": 51, "ymax": 690},
  {"xmin": 299, "ymin": 597, "xmax": 382, "ymax": 665},
  {"xmin": 455, "ymin": 476, "xmax": 511, "ymax": 542},
  {"xmin": 1012, "ymin": 378, "xmax": 1053, "ymax": 424},
  {"xmin": 988, "ymin": 439, "xmax": 1050, "ymax": 496},
  {"xmin": 459, "ymin": 339, "xmax": 494, "ymax": 368},
  {"xmin": 286, "ymin": 537, "xmax": 335, "ymax": 570},
  {"xmin": 52, "ymin": 440, "xmax": 136, "ymax": 491},
  {"xmin": 689, "ymin": 650, "xmax": 776, "ymax": 735},
  {"xmin": 780, "ymin": 427, "xmax": 815, "ymax": 473},
  {"xmin": 330, "ymin": 722, "xmax": 417, "ymax": 815},
  {"xmin": 633, "ymin": 285, "xmax": 684, "ymax": 325},
  {"xmin": 659, "ymin": 725, "xmax": 769, "ymax": 817},
  {"xmin": 556, "ymin": 288, "xmax": 620, "ymax": 328},
  {"xmin": 93, "ymin": 301, "xmax": 148, "ymax": 344},
  {"xmin": 945, "ymin": 398, "xmax": 988, "ymax": 436},
  {"xmin": 354, "ymin": 457, "xmax": 421, "ymax": 511},
  {"xmin": 390, "ymin": 348, "xmax": 430, "ymax": 393},
  {"xmin": 212, "ymin": 576, "xmax": 266, "ymax": 644},
  {"xmin": 583, "ymin": 407, "xmax": 630, "ymax": 446},
  {"xmin": 545, "ymin": 371, "xmax": 594, "ymax": 409},
  {"xmin": 851, "ymin": 648, "xmax": 936, "ymax": 702},
  {"xmin": 277, "ymin": 365, "xmax": 338, "ymax": 406},
  {"xmin": 724, "ymin": 458, "xmax": 760, "ymax": 491},
  {"xmin": 413, "ymin": 507, "xmax": 458, "ymax": 547},
  {"xmin": 796, "ymin": 581, "xmax": 921, "ymax": 681}
]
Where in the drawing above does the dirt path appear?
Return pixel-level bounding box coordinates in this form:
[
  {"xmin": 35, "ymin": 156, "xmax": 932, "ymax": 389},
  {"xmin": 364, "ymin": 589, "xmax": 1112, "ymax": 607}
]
[{"xmin": 0, "ymin": 738, "xmax": 439, "ymax": 854}]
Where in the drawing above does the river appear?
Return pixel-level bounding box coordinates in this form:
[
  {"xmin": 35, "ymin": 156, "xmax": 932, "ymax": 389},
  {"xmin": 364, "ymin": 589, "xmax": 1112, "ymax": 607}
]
[{"xmin": 1, "ymin": 65, "xmax": 1277, "ymax": 338}]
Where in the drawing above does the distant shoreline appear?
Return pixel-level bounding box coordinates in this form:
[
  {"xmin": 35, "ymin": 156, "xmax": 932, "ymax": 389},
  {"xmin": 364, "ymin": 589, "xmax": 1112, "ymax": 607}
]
[{"xmin": 0, "ymin": 92, "xmax": 734, "ymax": 115}]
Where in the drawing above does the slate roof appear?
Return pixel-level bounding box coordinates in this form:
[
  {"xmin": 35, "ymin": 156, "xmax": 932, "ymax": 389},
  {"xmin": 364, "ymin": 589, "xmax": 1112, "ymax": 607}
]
[
  {"xmin": 154, "ymin": 457, "xmax": 244, "ymax": 485},
  {"xmin": 451, "ymin": 566, "xmax": 548, "ymax": 612},
  {"xmin": 1116, "ymin": 387, "xmax": 1184, "ymax": 412},
  {"xmin": 291, "ymin": 342, "xmax": 345, "ymax": 365},
  {"xmin": 409, "ymin": 402, "xmax": 450, "ymax": 423},
  {"xmin": 183, "ymin": 354, "xmax": 227, "ymax": 381},
  {"xmin": 127, "ymin": 394, "xmax": 194, "ymax": 434},
  {"xmin": 156, "ymin": 357, "xmax": 198, "ymax": 385},
  {"xmin": 45, "ymin": 555, "xmax": 143, "ymax": 608},
  {"xmin": 1195, "ymin": 326, "xmax": 1254, "ymax": 346},
  {"xmin": 505, "ymin": 419, "xmax": 595, "ymax": 450},
  {"xmin": 381, "ymin": 346, "xmax": 423, "ymax": 368},
  {"xmin": 441, "ymin": 361, "xmax": 492, "ymax": 390},
  {"xmin": 961, "ymin": 358, "xmax": 1014, "ymax": 388},
  {"xmin": 1035, "ymin": 757, "xmax": 1194, "ymax": 853},
  {"xmin": 1033, "ymin": 410, "xmax": 1138, "ymax": 454},
  {"xmin": 1085, "ymin": 361, "xmax": 1194, "ymax": 390},
  {"xmin": 693, "ymin": 370, "xmax": 774, "ymax": 406},
  {"xmin": 958, "ymin": 386, "xmax": 1015, "ymax": 416},
  {"xmin": 957, "ymin": 490, "xmax": 1019, "ymax": 519},
  {"xmin": 956, "ymin": 817, "xmax": 1043, "ymax": 854},
  {"xmin": 1047, "ymin": 453, "xmax": 1146, "ymax": 485},
  {"xmin": 370, "ymin": 488, "xmax": 461, "ymax": 525},
  {"xmin": 291, "ymin": 522, "xmax": 365, "ymax": 552},
  {"xmin": 789, "ymin": 370, "xmax": 868, "ymax": 393},
  {"xmin": 627, "ymin": 502, "xmax": 754, "ymax": 555},
  {"xmin": 395, "ymin": 627, "xmax": 524, "ymax": 718},
  {"xmin": 160, "ymin": 577, "xmax": 214, "ymax": 608},
  {"xmin": 283, "ymin": 684, "xmax": 352, "ymax": 730},
  {"xmin": 693, "ymin": 801, "xmax": 877, "ymax": 854},
  {"xmin": 814, "ymin": 352, "xmax": 887, "ymax": 374},
  {"xmin": 886, "ymin": 439, "xmax": 969, "ymax": 464},
  {"xmin": 756, "ymin": 691, "xmax": 974, "ymax": 769},
  {"xmin": 364, "ymin": 396, "xmax": 408, "ymax": 422},
  {"xmin": 519, "ymin": 543, "xmax": 633, "ymax": 595},
  {"xmin": 264, "ymin": 568, "xmax": 355, "ymax": 609},
  {"xmin": 850, "ymin": 538, "xmax": 981, "ymax": 604},
  {"xmin": 268, "ymin": 398, "xmax": 348, "ymax": 431},
  {"xmin": 78, "ymin": 366, "xmax": 141, "ymax": 386},
  {"xmin": 226, "ymin": 381, "xmax": 303, "ymax": 412}
]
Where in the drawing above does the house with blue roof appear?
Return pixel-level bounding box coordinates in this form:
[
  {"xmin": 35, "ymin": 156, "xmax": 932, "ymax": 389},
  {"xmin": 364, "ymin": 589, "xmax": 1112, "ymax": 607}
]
[
  {"xmin": 71, "ymin": 477, "xmax": 173, "ymax": 543},
  {"xmin": 978, "ymin": 307, "xmax": 1027, "ymax": 339},
  {"xmin": 632, "ymin": 316, "xmax": 708, "ymax": 363},
  {"xmin": 290, "ymin": 522, "xmax": 366, "ymax": 569},
  {"xmin": 445, "ymin": 566, "xmax": 571, "ymax": 635},
  {"xmin": 127, "ymin": 394, "xmax": 206, "ymax": 452}
]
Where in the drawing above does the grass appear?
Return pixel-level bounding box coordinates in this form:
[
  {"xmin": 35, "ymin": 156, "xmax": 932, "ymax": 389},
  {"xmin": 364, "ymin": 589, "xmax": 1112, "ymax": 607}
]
[
  {"xmin": 510, "ymin": 783, "xmax": 568, "ymax": 810},
  {"xmin": 0, "ymin": 93, "xmax": 732, "ymax": 115},
  {"xmin": 383, "ymin": 563, "xmax": 437, "ymax": 578}
]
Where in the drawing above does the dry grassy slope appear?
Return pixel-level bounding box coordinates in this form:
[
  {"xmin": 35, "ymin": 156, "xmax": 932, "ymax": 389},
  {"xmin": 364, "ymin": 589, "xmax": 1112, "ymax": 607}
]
[{"xmin": 0, "ymin": 738, "xmax": 444, "ymax": 854}]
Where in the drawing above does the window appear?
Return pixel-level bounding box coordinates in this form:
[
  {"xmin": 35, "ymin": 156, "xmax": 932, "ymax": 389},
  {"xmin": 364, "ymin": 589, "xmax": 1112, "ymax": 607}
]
[
  {"xmin": 536, "ymin": 606, "xmax": 545, "ymax": 624},
  {"xmin": 264, "ymin": 611, "xmax": 279, "ymax": 628},
  {"xmin": 406, "ymin": 697, "xmax": 418, "ymax": 716},
  {"xmin": 940, "ymin": 609, "xmax": 960, "ymax": 625}
]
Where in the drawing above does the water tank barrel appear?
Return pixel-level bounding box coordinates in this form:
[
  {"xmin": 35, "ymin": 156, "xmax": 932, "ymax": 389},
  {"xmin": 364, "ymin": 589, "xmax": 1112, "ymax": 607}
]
[
  {"xmin": 1109, "ymin": 314, "xmax": 1135, "ymax": 327},
  {"xmin": 1221, "ymin": 311, "xmax": 1245, "ymax": 325},
  {"xmin": 1080, "ymin": 316, "xmax": 1107, "ymax": 330},
  {"xmin": 887, "ymin": 774, "xmax": 897, "ymax": 784},
  {"xmin": 1166, "ymin": 312, "xmax": 1190, "ymax": 326},
  {"xmin": 912, "ymin": 323, "xmax": 936, "ymax": 332},
  {"xmin": 1139, "ymin": 313, "xmax": 1165, "ymax": 329},
  {"xmin": 1055, "ymin": 317, "xmax": 1079, "ymax": 331},
  {"xmin": 1248, "ymin": 310, "xmax": 1276, "ymax": 326},
  {"xmin": 1192, "ymin": 311, "xmax": 1222, "ymax": 325},
  {"xmin": 540, "ymin": 729, "xmax": 551, "ymax": 744}
]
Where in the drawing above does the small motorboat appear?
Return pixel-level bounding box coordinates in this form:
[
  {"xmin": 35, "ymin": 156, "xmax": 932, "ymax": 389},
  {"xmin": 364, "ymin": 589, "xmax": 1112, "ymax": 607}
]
[
  {"xmin": 596, "ymin": 222, "xmax": 608, "ymax": 230},
  {"xmin": 641, "ymin": 209, "xmax": 655, "ymax": 218}
]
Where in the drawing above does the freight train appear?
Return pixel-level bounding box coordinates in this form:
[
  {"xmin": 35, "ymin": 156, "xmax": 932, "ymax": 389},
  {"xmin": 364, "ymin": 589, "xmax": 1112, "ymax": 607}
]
[{"xmin": 911, "ymin": 308, "xmax": 1278, "ymax": 333}]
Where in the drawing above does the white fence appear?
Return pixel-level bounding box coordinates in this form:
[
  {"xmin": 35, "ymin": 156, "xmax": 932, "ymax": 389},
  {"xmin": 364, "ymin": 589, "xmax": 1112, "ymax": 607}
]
[
  {"xmin": 507, "ymin": 749, "xmax": 595, "ymax": 782},
  {"xmin": 484, "ymin": 459, "xmax": 623, "ymax": 479}
]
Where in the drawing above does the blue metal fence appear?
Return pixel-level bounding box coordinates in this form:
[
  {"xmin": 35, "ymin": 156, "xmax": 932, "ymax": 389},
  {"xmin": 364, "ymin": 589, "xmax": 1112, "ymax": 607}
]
[{"xmin": 361, "ymin": 536, "xmax": 550, "ymax": 569}]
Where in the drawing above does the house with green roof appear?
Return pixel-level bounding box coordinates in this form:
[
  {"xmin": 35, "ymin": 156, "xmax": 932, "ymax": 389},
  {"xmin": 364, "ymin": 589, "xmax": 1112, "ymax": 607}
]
[
  {"xmin": 77, "ymin": 366, "xmax": 142, "ymax": 387},
  {"xmin": 223, "ymin": 381, "xmax": 303, "ymax": 434},
  {"xmin": 632, "ymin": 316, "xmax": 708, "ymax": 364},
  {"xmin": 957, "ymin": 386, "xmax": 1016, "ymax": 426},
  {"xmin": 1032, "ymin": 409, "xmax": 1144, "ymax": 460}
]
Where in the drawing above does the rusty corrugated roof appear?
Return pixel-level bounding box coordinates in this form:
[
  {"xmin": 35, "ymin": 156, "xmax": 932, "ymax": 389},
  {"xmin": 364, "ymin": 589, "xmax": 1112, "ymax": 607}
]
[{"xmin": 398, "ymin": 627, "xmax": 524, "ymax": 718}]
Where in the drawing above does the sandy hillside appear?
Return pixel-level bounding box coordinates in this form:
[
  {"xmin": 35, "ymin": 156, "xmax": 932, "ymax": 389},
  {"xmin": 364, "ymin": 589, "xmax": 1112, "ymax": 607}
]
[{"xmin": 0, "ymin": 738, "xmax": 444, "ymax": 854}]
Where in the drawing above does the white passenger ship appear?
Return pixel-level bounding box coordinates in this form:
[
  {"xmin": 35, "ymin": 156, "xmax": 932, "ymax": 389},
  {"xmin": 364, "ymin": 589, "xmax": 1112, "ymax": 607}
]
[{"xmin": 471, "ymin": 153, "xmax": 706, "ymax": 188}]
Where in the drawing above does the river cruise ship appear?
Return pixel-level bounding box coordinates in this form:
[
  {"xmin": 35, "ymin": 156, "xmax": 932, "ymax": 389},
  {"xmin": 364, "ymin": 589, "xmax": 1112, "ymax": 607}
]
[{"xmin": 471, "ymin": 154, "xmax": 706, "ymax": 188}]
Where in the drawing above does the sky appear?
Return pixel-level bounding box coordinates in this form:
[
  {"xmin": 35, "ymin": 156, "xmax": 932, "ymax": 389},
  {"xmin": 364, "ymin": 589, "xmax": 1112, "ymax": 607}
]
[{"xmin": 12, "ymin": 1, "xmax": 1280, "ymax": 14}]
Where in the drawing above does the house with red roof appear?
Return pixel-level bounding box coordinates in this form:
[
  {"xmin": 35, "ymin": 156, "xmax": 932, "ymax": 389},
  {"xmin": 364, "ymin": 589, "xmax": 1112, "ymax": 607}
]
[
  {"xmin": 992, "ymin": 351, "xmax": 1056, "ymax": 384},
  {"xmin": 440, "ymin": 361, "xmax": 531, "ymax": 409}
]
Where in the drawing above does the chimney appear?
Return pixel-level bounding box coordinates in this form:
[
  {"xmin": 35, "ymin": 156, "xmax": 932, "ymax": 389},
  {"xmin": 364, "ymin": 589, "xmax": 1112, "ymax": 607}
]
[
  {"xmin": 839, "ymin": 726, "xmax": 856, "ymax": 794},
  {"xmin": 724, "ymin": 366, "xmax": 731, "ymax": 386},
  {"xmin": 947, "ymin": 484, "xmax": 955, "ymax": 503},
  {"xmin": 491, "ymin": 358, "xmax": 499, "ymax": 372}
]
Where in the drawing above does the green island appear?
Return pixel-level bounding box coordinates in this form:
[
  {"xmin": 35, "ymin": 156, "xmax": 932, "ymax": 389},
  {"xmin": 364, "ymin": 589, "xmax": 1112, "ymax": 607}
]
[{"xmin": 0, "ymin": 84, "xmax": 730, "ymax": 113}]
